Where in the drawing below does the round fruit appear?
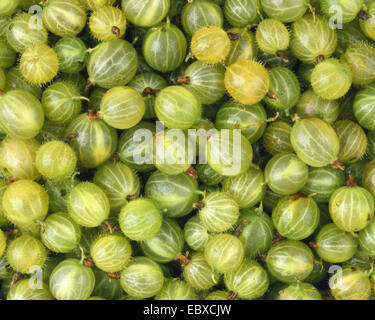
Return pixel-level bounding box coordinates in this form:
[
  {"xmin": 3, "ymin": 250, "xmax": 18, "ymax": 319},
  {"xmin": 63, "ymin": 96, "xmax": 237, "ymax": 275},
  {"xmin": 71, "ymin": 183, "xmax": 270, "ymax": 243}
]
[
  {"xmin": 65, "ymin": 112, "xmax": 118, "ymax": 168},
  {"xmin": 225, "ymin": 60, "xmax": 270, "ymax": 105},
  {"xmin": 329, "ymin": 183, "xmax": 374, "ymax": 232},
  {"xmin": 54, "ymin": 37, "xmax": 88, "ymax": 74},
  {"xmin": 321, "ymin": 0, "xmax": 363, "ymax": 23},
  {"xmin": 0, "ymin": 0, "xmax": 20, "ymax": 16},
  {"xmin": 42, "ymin": 0, "xmax": 87, "ymax": 37},
  {"xmin": 121, "ymin": 0, "xmax": 170, "ymax": 27},
  {"xmin": 0, "ymin": 230, "xmax": 5, "ymax": 258},
  {"xmin": 333, "ymin": 120, "xmax": 367, "ymax": 164},
  {"xmin": 35, "ymin": 141, "xmax": 77, "ymax": 180},
  {"xmin": 359, "ymin": 219, "xmax": 375, "ymax": 257},
  {"xmin": 2, "ymin": 180, "xmax": 49, "ymax": 228},
  {"xmin": 68, "ymin": 182, "xmax": 110, "ymax": 227},
  {"xmin": 224, "ymin": 0, "xmax": 260, "ymax": 27},
  {"xmin": 301, "ymin": 166, "xmax": 345, "ymax": 203},
  {"xmin": 90, "ymin": 234, "xmax": 132, "ymax": 272},
  {"xmin": 7, "ymin": 279, "xmax": 53, "ymax": 300},
  {"xmin": 87, "ymin": 40, "xmax": 138, "ymax": 89},
  {"xmin": 7, "ymin": 235, "xmax": 47, "ymax": 274},
  {"xmin": 6, "ymin": 13, "xmax": 48, "ymax": 53},
  {"xmin": 140, "ymin": 218, "xmax": 184, "ymax": 263},
  {"xmin": 41, "ymin": 212, "xmax": 81, "ymax": 253},
  {"xmin": 265, "ymin": 153, "xmax": 308, "ymax": 195},
  {"xmin": 353, "ymin": 83, "xmax": 375, "ymax": 131},
  {"xmin": 120, "ymin": 256, "xmax": 164, "ymax": 299},
  {"xmin": 272, "ymin": 194, "xmax": 320, "ymax": 240},
  {"xmin": 184, "ymin": 215, "xmax": 211, "ymax": 252},
  {"xmin": 143, "ymin": 20, "xmax": 187, "ymax": 72},
  {"xmin": 0, "ymin": 38, "xmax": 16, "ymax": 69},
  {"xmin": 20, "ymin": 44, "xmax": 59, "ymax": 85},
  {"xmin": 224, "ymin": 259, "xmax": 269, "ymax": 300},
  {"xmin": 290, "ymin": 14, "xmax": 337, "ymax": 63},
  {"xmin": 155, "ymin": 86, "xmax": 201, "ymax": 130},
  {"xmin": 314, "ymin": 223, "xmax": 358, "ymax": 263},
  {"xmin": 100, "ymin": 86, "xmax": 145, "ymax": 129},
  {"xmin": 290, "ymin": 118, "xmax": 340, "ymax": 168},
  {"xmin": 119, "ymin": 198, "xmax": 162, "ymax": 241},
  {"xmin": 42, "ymin": 82, "xmax": 83, "ymax": 124},
  {"xmin": 89, "ymin": 6, "xmax": 127, "ymax": 41},
  {"xmin": 260, "ymin": 0, "xmax": 309, "ymax": 22},
  {"xmin": 155, "ymin": 280, "xmax": 198, "ymax": 300},
  {"xmin": 279, "ymin": 282, "xmax": 322, "ymax": 300},
  {"xmin": 204, "ymin": 233, "xmax": 244, "ymax": 273},
  {"xmin": 196, "ymin": 164, "xmax": 224, "ymax": 186},
  {"xmin": 145, "ymin": 170, "xmax": 199, "ymax": 218},
  {"xmin": 222, "ymin": 165, "xmax": 266, "ymax": 208},
  {"xmin": 263, "ymin": 121, "xmax": 293, "ymax": 156},
  {"xmin": 311, "ymin": 59, "xmax": 352, "ymax": 100},
  {"xmin": 225, "ymin": 28, "xmax": 258, "ymax": 65},
  {"xmin": 0, "ymin": 89, "xmax": 44, "ymax": 139},
  {"xmin": 198, "ymin": 191, "xmax": 239, "ymax": 233},
  {"xmin": 0, "ymin": 137, "xmax": 41, "ymax": 181},
  {"xmin": 266, "ymin": 240, "xmax": 314, "ymax": 283},
  {"xmin": 359, "ymin": 1, "xmax": 375, "ymax": 41},
  {"xmin": 93, "ymin": 161, "xmax": 140, "ymax": 211},
  {"xmin": 49, "ymin": 259, "xmax": 95, "ymax": 300},
  {"xmin": 256, "ymin": 19, "xmax": 290, "ymax": 56}
]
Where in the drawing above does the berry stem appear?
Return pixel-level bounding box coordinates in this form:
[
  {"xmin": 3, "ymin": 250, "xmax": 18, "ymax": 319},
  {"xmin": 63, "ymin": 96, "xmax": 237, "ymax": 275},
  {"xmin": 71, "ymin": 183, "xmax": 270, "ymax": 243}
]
[
  {"xmin": 358, "ymin": 10, "xmax": 372, "ymax": 20},
  {"xmin": 177, "ymin": 76, "xmax": 191, "ymax": 84},
  {"xmin": 332, "ymin": 160, "xmax": 345, "ymax": 171},
  {"xmin": 192, "ymin": 201, "xmax": 205, "ymax": 210},
  {"xmin": 226, "ymin": 291, "xmax": 238, "ymax": 300},
  {"xmin": 112, "ymin": 26, "xmax": 120, "ymax": 39},
  {"xmin": 276, "ymin": 50, "xmax": 289, "ymax": 63},
  {"xmin": 85, "ymin": 79, "xmax": 95, "ymax": 95},
  {"xmin": 176, "ymin": 251, "xmax": 190, "ymax": 267},
  {"xmin": 185, "ymin": 166, "xmax": 198, "ymax": 179}
]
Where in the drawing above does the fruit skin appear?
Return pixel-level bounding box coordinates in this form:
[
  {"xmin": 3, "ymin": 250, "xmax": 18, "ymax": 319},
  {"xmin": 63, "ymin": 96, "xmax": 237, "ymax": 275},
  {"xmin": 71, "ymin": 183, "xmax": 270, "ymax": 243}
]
[
  {"xmin": 224, "ymin": 258, "xmax": 269, "ymax": 300},
  {"xmin": 90, "ymin": 234, "xmax": 132, "ymax": 273},
  {"xmin": 290, "ymin": 118, "xmax": 340, "ymax": 168},
  {"xmin": 89, "ymin": 6, "xmax": 127, "ymax": 41},
  {"xmin": 191, "ymin": 26, "xmax": 230, "ymax": 65},
  {"xmin": 224, "ymin": 0, "xmax": 261, "ymax": 27},
  {"xmin": 154, "ymin": 86, "xmax": 201, "ymax": 130},
  {"xmin": 20, "ymin": 44, "xmax": 59, "ymax": 85},
  {"xmin": 199, "ymin": 191, "xmax": 239, "ymax": 233},
  {"xmin": 120, "ymin": 256, "xmax": 164, "ymax": 299},
  {"xmin": 333, "ymin": 120, "xmax": 367, "ymax": 164},
  {"xmin": 42, "ymin": 0, "xmax": 87, "ymax": 37},
  {"xmin": 180, "ymin": 61, "xmax": 226, "ymax": 105},
  {"xmin": 93, "ymin": 161, "xmax": 140, "ymax": 212},
  {"xmin": 329, "ymin": 185, "xmax": 374, "ymax": 232},
  {"xmin": 301, "ymin": 166, "xmax": 345, "ymax": 203},
  {"xmin": 0, "ymin": 89, "xmax": 44, "ymax": 140},
  {"xmin": 0, "ymin": 229, "xmax": 5, "ymax": 258},
  {"xmin": 6, "ymin": 13, "xmax": 48, "ymax": 53},
  {"xmin": 290, "ymin": 14, "xmax": 337, "ymax": 64},
  {"xmin": 54, "ymin": 37, "xmax": 88, "ymax": 74},
  {"xmin": 68, "ymin": 182, "xmax": 110, "ymax": 228},
  {"xmin": 121, "ymin": 0, "xmax": 170, "ymax": 27},
  {"xmin": 341, "ymin": 43, "xmax": 375, "ymax": 86},
  {"xmin": 225, "ymin": 60, "xmax": 270, "ymax": 105},
  {"xmin": 266, "ymin": 240, "xmax": 314, "ymax": 283},
  {"xmin": 35, "ymin": 141, "xmax": 77, "ymax": 180},
  {"xmin": 237, "ymin": 207, "xmax": 275, "ymax": 258},
  {"xmin": 359, "ymin": 1, "xmax": 375, "ymax": 41},
  {"xmin": 64, "ymin": 113, "xmax": 118, "ymax": 169},
  {"xmin": 295, "ymin": 89, "xmax": 339, "ymax": 124},
  {"xmin": 119, "ymin": 198, "xmax": 162, "ymax": 241},
  {"xmin": 7, "ymin": 279, "xmax": 54, "ymax": 301},
  {"xmin": 184, "ymin": 215, "xmax": 211, "ymax": 252},
  {"xmin": 226, "ymin": 28, "xmax": 258, "ymax": 65},
  {"xmin": 87, "ymin": 40, "xmax": 138, "ymax": 89},
  {"xmin": 330, "ymin": 267, "xmax": 371, "ymax": 300},
  {"xmin": 0, "ymin": 137, "xmax": 41, "ymax": 181},
  {"xmin": 222, "ymin": 165, "xmax": 266, "ymax": 208},
  {"xmin": 5, "ymin": 67, "xmax": 43, "ymax": 98},
  {"xmin": 181, "ymin": 0, "xmax": 224, "ymax": 37},
  {"xmin": 155, "ymin": 280, "xmax": 198, "ymax": 300},
  {"xmin": 279, "ymin": 282, "xmax": 322, "ymax": 300},
  {"xmin": 82, "ymin": 0, "xmax": 116, "ymax": 10},
  {"xmin": 183, "ymin": 252, "xmax": 220, "ymax": 290},
  {"xmin": 353, "ymin": 83, "xmax": 375, "ymax": 131},
  {"xmin": 145, "ymin": 170, "xmax": 198, "ymax": 218},
  {"xmin": 272, "ymin": 194, "xmax": 320, "ymax": 240},
  {"xmin": 140, "ymin": 218, "xmax": 184, "ymax": 263},
  {"xmin": 264, "ymin": 153, "xmax": 308, "ymax": 196},
  {"xmin": 359, "ymin": 218, "xmax": 375, "ymax": 257},
  {"xmin": 315, "ymin": 223, "xmax": 358, "ymax": 263},
  {"xmin": 363, "ymin": 160, "xmax": 375, "ymax": 199},
  {"xmin": 263, "ymin": 121, "xmax": 293, "ymax": 156},
  {"xmin": 41, "ymin": 82, "xmax": 83, "ymax": 124},
  {"xmin": 100, "ymin": 86, "xmax": 145, "ymax": 130},
  {"xmin": 6, "ymin": 235, "xmax": 47, "ymax": 274},
  {"xmin": 204, "ymin": 233, "xmax": 245, "ymax": 274},
  {"xmin": 321, "ymin": 0, "xmax": 363, "ymax": 23},
  {"xmin": 142, "ymin": 21, "xmax": 187, "ymax": 73},
  {"xmin": 0, "ymin": 38, "xmax": 16, "ymax": 69},
  {"xmin": 41, "ymin": 212, "xmax": 82, "ymax": 253},
  {"xmin": 49, "ymin": 259, "xmax": 95, "ymax": 300},
  {"xmin": 2, "ymin": 180, "xmax": 49, "ymax": 228},
  {"xmin": 256, "ymin": 19, "xmax": 290, "ymax": 55},
  {"xmin": 0, "ymin": 0, "xmax": 20, "ymax": 16},
  {"xmin": 260, "ymin": 0, "xmax": 309, "ymax": 23}
]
